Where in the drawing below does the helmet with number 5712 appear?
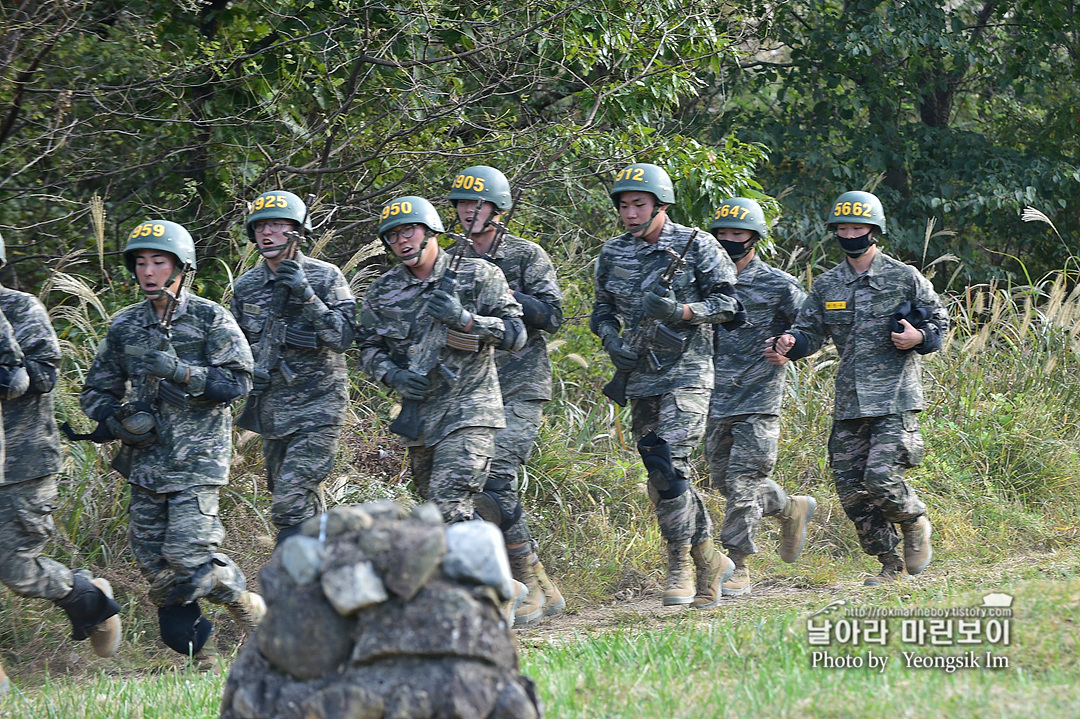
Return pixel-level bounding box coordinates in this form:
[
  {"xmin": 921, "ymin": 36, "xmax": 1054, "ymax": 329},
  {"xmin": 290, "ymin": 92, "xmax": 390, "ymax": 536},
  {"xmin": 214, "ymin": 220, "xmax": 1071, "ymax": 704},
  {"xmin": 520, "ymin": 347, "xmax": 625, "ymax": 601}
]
[
  {"xmin": 123, "ymin": 220, "xmax": 197, "ymax": 272},
  {"xmin": 826, "ymin": 191, "xmax": 886, "ymax": 234},
  {"xmin": 245, "ymin": 190, "xmax": 312, "ymax": 243}
]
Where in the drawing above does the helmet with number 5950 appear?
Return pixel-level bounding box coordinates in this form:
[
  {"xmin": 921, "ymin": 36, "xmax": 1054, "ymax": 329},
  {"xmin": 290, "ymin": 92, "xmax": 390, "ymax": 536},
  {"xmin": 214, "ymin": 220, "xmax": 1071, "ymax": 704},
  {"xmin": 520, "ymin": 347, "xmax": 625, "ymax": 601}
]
[
  {"xmin": 826, "ymin": 191, "xmax": 886, "ymax": 234},
  {"xmin": 378, "ymin": 196, "xmax": 444, "ymax": 241}
]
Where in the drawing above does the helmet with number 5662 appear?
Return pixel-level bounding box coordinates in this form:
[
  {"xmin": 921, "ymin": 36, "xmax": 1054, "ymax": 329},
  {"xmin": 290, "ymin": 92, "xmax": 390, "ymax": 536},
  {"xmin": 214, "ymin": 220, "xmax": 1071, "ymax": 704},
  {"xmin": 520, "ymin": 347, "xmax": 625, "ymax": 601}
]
[
  {"xmin": 245, "ymin": 190, "xmax": 312, "ymax": 243},
  {"xmin": 826, "ymin": 191, "xmax": 886, "ymax": 234},
  {"xmin": 123, "ymin": 220, "xmax": 197, "ymax": 272}
]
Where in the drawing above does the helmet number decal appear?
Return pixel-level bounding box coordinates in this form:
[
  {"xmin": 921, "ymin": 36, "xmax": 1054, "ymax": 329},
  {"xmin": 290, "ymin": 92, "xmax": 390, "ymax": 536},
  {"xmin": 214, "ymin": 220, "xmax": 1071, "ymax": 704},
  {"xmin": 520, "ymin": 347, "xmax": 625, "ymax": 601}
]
[
  {"xmin": 614, "ymin": 167, "xmax": 646, "ymax": 183},
  {"xmin": 381, "ymin": 200, "xmax": 414, "ymax": 219},
  {"xmin": 130, "ymin": 222, "xmax": 166, "ymax": 239},
  {"xmin": 714, "ymin": 204, "xmax": 749, "ymax": 220},
  {"xmin": 832, "ymin": 201, "xmax": 873, "ymax": 218},
  {"xmin": 253, "ymin": 194, "xmax": 289, "ymax": 211},
  {"xmin": 452, "ymin": 174, "xmax": 486, "ymax": 192}
]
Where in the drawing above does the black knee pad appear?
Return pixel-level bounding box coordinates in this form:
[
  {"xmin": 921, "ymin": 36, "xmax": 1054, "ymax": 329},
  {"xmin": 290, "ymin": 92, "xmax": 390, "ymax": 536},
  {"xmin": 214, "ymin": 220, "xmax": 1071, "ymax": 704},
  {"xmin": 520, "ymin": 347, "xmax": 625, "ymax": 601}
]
[
  {"xmin": 473, "ymin": 487, "xmax": 523, "ymax": 532},
  {"xmin": 158, "ymin": 603, "xmax": 212, "ymax": 656},
  {"xmin": 275, "ymin": 523, "xmax": 305, "ymax": 547},
  {"xmin": 54, "ymin": 574, "xmax": 122, "ymax": 641},
  {"xmin": 637, "ymin": 431, "xmax": 688, "ymax": 500}
]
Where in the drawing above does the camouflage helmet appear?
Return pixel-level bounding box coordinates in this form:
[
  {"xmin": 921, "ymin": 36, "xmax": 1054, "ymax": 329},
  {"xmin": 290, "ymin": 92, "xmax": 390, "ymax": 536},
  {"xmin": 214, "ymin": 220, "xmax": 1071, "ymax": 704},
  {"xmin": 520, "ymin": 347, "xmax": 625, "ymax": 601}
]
[
  {"xmin": 124, "ymin": 220, "xmax": 197, "ymax": 272},
  {"xmin": 826, "ymin": 190, "xmax": 886, "ymax": 234},
  {"xmin": 245, "ymin": 190, "xmax": 312, "ymax": 243},
  {"xmin": 448, "ymin": 166, "xmax": 513, "ymax": 211},
  {"xmin": 378, "ymin": 196, "xmax": 444, "ymax": 240},
  {"xmin": 609, "ymin": 163, "xmax": 675, "ymax": 207},
  {"xmin": 710, "ymin": 197, "xmax": 769, "ymax": 239}
]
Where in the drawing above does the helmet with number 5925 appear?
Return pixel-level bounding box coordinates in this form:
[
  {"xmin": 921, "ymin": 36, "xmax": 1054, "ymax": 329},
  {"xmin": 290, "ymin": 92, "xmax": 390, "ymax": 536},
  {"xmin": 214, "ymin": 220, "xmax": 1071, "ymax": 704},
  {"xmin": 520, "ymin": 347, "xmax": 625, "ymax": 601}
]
[
  {"xmin": 826, "ymin": 191, "xmax": 886, "ymax": 234},
  {"xmin": 245, "ymin": 190, "xmax": 312, "ymax": 243},
  {"xmin": 709, "ymin": 197, "xmax": 769, "ymax": 239},
  {"xmin": 123, "ymin": 220, "xmax": 197, "ymax": 272}
]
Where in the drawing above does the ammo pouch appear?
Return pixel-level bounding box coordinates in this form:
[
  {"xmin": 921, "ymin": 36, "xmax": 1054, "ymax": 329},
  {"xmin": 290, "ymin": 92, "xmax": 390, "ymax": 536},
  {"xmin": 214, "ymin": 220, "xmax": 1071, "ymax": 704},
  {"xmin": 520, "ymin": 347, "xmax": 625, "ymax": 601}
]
[
  {"xmin": 445, "ymin": 329, "xmax": 481, "ymax": 352},
  {"xmin": 157, "ymin": 379, "xmax": 191, "ymax": 409},
  {"xmin": 284, "ymin": 327, "xmax": 319, "ymax": 349},
  {"xmin": 653, "ymin": 323, "xmax": 686, "ymax": 352}
]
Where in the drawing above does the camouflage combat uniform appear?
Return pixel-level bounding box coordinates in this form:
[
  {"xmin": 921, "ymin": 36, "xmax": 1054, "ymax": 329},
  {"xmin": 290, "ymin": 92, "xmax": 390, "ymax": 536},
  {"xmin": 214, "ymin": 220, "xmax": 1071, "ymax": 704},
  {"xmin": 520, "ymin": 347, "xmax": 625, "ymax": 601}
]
[
  {"xmin": 80, "ymin": 291, "xmax": 253, "ymax": 606},
  {"xmin": 465, "ymin": 234, "xmax": 562, "ymax": 545},
  {"xmin": 357, "ymin": 249, "xmax": 525, "ymax": 524},
  {"xmin": 231, "ymin": 252, "xmax": 356, "ymax": 532},
  {"xmin": 785, "ymin": 250, "xmax": 947, "ymax": 557},
  {"xmin": 591, "ymin": 220, "xmax": 740, "ymax": 544},
  {"xmin": 0, "ymin": 291, "xmax": 69, "ymax": 600},
  {"xmin": 705, "ymin": 257, "xmax": 806, "ymax": 556}
]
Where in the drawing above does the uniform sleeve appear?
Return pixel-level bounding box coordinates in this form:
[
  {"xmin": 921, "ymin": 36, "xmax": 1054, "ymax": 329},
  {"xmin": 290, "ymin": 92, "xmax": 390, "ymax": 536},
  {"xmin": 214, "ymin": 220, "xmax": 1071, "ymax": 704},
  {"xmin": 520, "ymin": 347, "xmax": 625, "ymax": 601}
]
[
  {"xmin": 684, "ymin": 233, "xmax": 740, "ymax": 324},
  {"xmin": 779, "ymin": 275, "xmax": 809, "ymax": 331},
  {"xmin": 15, "ymin": 297, "xmax": 61, "ymax": 394},
  {"xmin": 519, "ymin": 244, "xmax": 564, "ymax": 333},
  {"xmin": 356, "ymin": 296, "xmax": 399, "ymax": 385},
  {"xmin": 301, "ymin": 264, "xmax": 356, "ymax": 352},
  {"xmin": 469, "ymin": 264, "xmax": 526, "ymax": 351},
  {"xmin": 185, "ymin": 306, "xmax": 254, "ymax": 398},
  {"xmin": 80, "ymin": 325, "xmax": 128, "ymax": 421},
  {"xmin": 589, "ymin": 251, "xmax": 622, "ymax": 342},
  {"xmin": 912, "ymin": 268, "xmax": 948, "ymax": 355},
  {"xmin": 785, "ymin": 285, "xmax": 828, "ymax": 360},
  {"xmin": 228, "ymin": 291, "xmax": 250, "ymax": 340},
  {"xmin": 0, "ymin": 307, "xmax": 24, "ymax": 368}
]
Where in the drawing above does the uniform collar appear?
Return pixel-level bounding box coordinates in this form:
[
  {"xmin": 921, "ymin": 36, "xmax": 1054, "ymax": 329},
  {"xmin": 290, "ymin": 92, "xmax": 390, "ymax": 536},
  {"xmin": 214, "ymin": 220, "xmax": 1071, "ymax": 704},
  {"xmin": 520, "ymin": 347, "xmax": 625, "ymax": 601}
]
[
  {"xmin": 400, "ymin": 246, "xmax": 451, "ymax": 286},
  {"xmin": 841, "ymin": 249, "xmax": 888, "ymax": 288},
  {"xmin": 737, "ymin": 256, "xmax": 766, "ymax": 284},
  {"xmin": 139, "ymin": 288, "xmax": 191, "ymax": 328}
]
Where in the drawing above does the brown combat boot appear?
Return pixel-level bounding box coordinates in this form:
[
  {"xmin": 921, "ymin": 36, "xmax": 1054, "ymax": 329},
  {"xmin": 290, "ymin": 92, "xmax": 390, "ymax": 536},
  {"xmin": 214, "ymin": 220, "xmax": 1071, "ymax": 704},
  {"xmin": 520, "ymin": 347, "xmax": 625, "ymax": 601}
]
[
  {"xmin": 690, "ymin": 538, "xmax": 735, "ymax": 609},
  {"xmin": 778, "ymin": 495, "xmax": 817, "ymax": 563},
  {"xmin": 900, "ymin": 516, "xmax": 933, "ymax": 575},
  {"xmin": 663, "ymin": 543, "xmax": 696, "ymax": 606},
  {"xmin": 507, "ymin": 551, "xmax": 546, "ymax": 628},
  {"xmin": 89, "ymin": 578, "xmax": 123, "ymax": 658},
  {"xmin": 225, "ymin": 591, "xmax": 266, "ymax": 635},
  {"xmin": 721, "ymin": 551, "xmax": 751, "ymax": 597},
  {"xmin": 191, "ymin": 635, "xmax": 226, "ymax": 675},
  {"xmin": 0, "ymin": 662, "xmax": 9, "ymax": 695},
  {"xmin": 534, "ymin": 558, "xmax": 565, "ymax": 618},
  {"xmin": 864, "ymin": 551, "xmax": 906, "ymax": 586}
]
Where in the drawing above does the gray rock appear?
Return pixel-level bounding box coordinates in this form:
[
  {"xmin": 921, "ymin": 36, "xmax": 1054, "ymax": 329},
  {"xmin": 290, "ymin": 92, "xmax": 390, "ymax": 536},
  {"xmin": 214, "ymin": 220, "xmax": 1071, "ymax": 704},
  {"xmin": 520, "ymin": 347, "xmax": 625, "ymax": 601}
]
[
  {"xmin": 360, "ymin": 499, "xmax": 408, "ymax": 521},
  {"xmin": 442, "ymin": 521, "xmax": 515, "ymax": 600},
  {"xmin": 384, "ymin": 686, "xmax": 433, "ymax": 719},
  {"xmin": 490, "ymin": 679, "xmax": 541, "ymax": 719},
  {"xmin": 321, "ymin": 561, "xmax": 389, "ymax": 616},
  {"xmin": 301, "ymin": 506, "xmax": 375, "ymax": 540},
  {"xmin": 256, "ymin": 581, "xmax": 355, "ymax": 680},
  {"xmin": 410, "ymin": 502, "xmax": 444, "ymax": 526},
  {"xmin": 299, "ymin": 684, "xmax": 384, "ymax": 719},
  {"xmin": 280, "ymin": 535, "xmax": 326, "ymax": 585},
  {"xmin": 360, "ymin": 522, "xmax": 446, "ymax": 601}
]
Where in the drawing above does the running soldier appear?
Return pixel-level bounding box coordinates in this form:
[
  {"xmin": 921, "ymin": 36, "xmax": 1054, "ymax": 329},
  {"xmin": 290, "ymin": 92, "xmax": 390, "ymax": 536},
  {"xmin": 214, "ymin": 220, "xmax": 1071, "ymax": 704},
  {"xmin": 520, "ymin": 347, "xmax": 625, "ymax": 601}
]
[
  {"xmin": 357, "ymin": 196, "xmax": 525, "ymax": 528},
  {"xmin": 231, "ymin": 190, "xmax": 356, "ymax": 545},
  {"xmin": 0, "ymin": 232, "xmax": 121, "ymax": 693},
  {"xmin": 449, "ymin": 166, "xmax": 565, "ymax": 626},
  {"xmin": 770, "ymin": 191, "xmax": 946, "ymax": 585},
  {"xmin": 79, "ymin": 220, "xmax": 264, "ymax": 668},
  {"xmin": 592, "ymin": 163, "xmax": 740, "ymax": 608},
  {"xmin": 704, "ymin": 197, "xmax": 816, "ymax": 597}
]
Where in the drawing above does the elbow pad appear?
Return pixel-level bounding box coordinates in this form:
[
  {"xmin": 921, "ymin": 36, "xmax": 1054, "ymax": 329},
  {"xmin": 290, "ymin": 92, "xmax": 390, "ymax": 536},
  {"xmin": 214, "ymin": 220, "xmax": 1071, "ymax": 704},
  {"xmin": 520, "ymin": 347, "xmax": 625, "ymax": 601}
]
[
  {"xmin": 720, "ymin": 298, "xmax": 747, "ymax": 332},
  {"xmin": 513, "ymin": 291, "xmax": 558, "ymax": 333},
  {"xmin": 203, "ymin": 367, "xmax": 247, "ymax": 404}
]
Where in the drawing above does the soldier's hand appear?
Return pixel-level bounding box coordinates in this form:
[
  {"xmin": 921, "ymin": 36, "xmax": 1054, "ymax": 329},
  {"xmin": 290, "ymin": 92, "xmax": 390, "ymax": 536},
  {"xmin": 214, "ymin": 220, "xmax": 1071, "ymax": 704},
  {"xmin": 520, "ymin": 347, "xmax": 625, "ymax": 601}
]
[
  {"xmin": 277, "ymin": 259, "xmax": 315, "ymax": 301},
  {"xmin": 891, "ymin": 318, "xmax": 924, "ymax": 351},
  {"xmin": 386, "ymin": 368, "xmax": 432, "ymax": 401},
  {"xmin": 642, "ymin": 289, "xmax": 684, "ymax": 323},
  {"xmin": 105, "ymin": 415, "xmax": 156, "ymax": 447},
  {"xmin": 143, "ymin": 350, "xmax": 190, "ymax": 383},
  {"xmin": 763, "ymin": 336, "xmax": 790, "ymax": 367},
  {"xmin": 603, "ymin": 334, "xmax": 639, "ymax": 371},
  {"xmin": 0, "ymin": 364, "xmax": 29, "ymax": 400},
  {"xmin": 252, "ymin": 367, "xmax": 271, "ymax": 392},
  {"xmin": 427, "ymin": 289, "xmax": 472, "ymax": 330}
]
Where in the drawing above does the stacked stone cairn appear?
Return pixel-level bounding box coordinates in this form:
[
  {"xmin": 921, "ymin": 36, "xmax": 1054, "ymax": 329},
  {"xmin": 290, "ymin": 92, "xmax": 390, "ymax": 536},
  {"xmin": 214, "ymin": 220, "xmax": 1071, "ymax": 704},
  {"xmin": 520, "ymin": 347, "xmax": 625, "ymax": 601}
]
[{"xmin": 221, "ymin": 500, "xmax": 543, "ymax": 719}]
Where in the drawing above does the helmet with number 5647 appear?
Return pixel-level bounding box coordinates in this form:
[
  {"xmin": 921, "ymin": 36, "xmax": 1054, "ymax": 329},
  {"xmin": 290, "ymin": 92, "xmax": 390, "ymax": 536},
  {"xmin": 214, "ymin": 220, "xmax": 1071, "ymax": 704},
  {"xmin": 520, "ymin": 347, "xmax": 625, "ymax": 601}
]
[
  {"xmin": 609, "ymin": 163, "xmax": 675, "ymax": 207},
  {"xmin": 710, "ymin": 197, "xmax": 769, "ymax": 239},
  {"xmin": 378, "ymin": 196, "xmax": 444, "ymax": 241},
  {"xmin": 245, "ymin": 190, "xmax": 312, "ymax": 243},
  {"xmin": 448, "ymin": 166, "xmax": 513, "ymax": 211},
  {"xmin": 826, "ymin": 191, "xmax": 886, "ymax": 234},
  {"xmin": 123, "ymin": 220, "xmax": 196, "ymax": 272}
]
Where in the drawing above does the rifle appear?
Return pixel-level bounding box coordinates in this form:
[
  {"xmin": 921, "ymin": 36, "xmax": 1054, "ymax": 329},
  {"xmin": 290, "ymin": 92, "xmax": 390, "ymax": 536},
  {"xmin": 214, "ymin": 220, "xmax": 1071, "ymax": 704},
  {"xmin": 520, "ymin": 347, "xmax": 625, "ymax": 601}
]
[
  {"xmin": 388, "ymin": 203, "xmax": 484, "ymax": 440},
  {"xmin": 602, "ymin": 229, "xmax": 699, "ymax": 407},
  {"xmin": 480, "ymin": 188, "xmax": 523, "ymax": 263},
  {"xmin": 237, "ymin": 195, "xmax": 315, "ymax": 434}
]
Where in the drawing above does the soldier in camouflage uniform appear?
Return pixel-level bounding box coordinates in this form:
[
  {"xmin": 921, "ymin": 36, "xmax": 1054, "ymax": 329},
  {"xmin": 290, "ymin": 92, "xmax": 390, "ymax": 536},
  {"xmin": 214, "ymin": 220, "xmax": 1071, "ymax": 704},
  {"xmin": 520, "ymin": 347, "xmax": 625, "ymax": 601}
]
[
  {"xmin": 704, "ymin": 198, "xmax": 817, "ymax": 598},
  {"xmin": 357, "ymin": 196, "xmax": 525, "ymax": 528},
  {"xmin": 771, "ymin": 191, "xmax": 947, "ymax": 585},
  {"xmin": 0, "ymin": 233, "xmax": 122, "ymax": 690},
  {"xmin": 231, "ymin": 190, "xmax": 356, "ymax": 545},
  {"xmin": 79, "ymin": 220, "xmax": 264, "ymax": 666},
  {"xmin": 591, "ymin": 163, "xmax": 741, "ymax": 608},
  {"xmin": 449, "ymin": 166, "xmax": 565, "ymax": 626}
]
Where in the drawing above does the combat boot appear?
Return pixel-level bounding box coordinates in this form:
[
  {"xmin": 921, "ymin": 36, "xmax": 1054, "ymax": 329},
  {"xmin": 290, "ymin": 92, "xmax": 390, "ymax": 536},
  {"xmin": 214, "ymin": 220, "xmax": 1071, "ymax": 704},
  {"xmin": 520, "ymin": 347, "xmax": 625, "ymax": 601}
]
[
  {"xmin": 778, "ymin": 495, "xmax": 817, "ymax": 563},
  {"xmin": 191, "ymin": 635, "xmax": 226, "ymax": 675},
  {"xmin": 864, "ymin": 551, "xmax": 906, "ymax": 586},
  {"xmin": 225, "ymin": 591, "xmax": 266, "ymax": 635},
  {"xmin": 663, "ymin": 543, "xmax": 695, "ymax": 606},
  {"xmin": 721, "ymin": 551, "xmax": 751, "ymax": 597},
  {"xmin": 0, "ymin": 662, "xmax": 9, "ymax": 695},
  {"xmin": 900, "ymin": 516, "xmax": 933, "ymax": 575},
  {"xmin": 54, "ymin": 574, "xmax": 122, "ymax": 658},
  {"xmin": 690, "ymin": 538, "xmax": 735, "ymax": 609},
  {"xmin": 505, "ymin": 579, "xmax": 528, "ymax": 628},
  {"xmin": 507, "ymin": 550, "xmax": 546, "ymax": 628},
  {"xmin": 89, "ymin": 578, "xmax": 123, "ymax": 658},
  {"xmin": 534, "ymin": 558, "xmax": 565, "ymax": 618}
]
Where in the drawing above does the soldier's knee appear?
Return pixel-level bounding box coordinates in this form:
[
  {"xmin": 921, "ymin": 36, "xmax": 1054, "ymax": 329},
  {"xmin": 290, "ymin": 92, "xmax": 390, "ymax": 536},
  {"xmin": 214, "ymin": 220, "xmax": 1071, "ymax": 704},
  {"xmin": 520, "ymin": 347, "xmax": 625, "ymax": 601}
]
[
  {"xmin": 637, "ymin": 431, "xmax": 689, "ymax": 500},
  {"xmin": 158, "ymin": 603, "xmax": 212, "ymax": 656},
  {"xmin": 473, "ymin": 478, "xmax": 523, "ymax": 532}
]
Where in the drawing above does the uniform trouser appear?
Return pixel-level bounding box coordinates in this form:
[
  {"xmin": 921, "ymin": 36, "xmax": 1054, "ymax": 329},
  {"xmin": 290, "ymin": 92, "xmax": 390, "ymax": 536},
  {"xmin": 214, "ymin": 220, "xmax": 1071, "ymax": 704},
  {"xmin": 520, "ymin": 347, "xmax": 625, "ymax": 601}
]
[
  {"xmin": 263, "ymin": 427, "xmax": 338, "ymax": 531},
  {"xmin": 487, "ymin": 400, "xmax": 545, "ymax": 547},
  {"xmin": 828, "ymin": 411, "xmax": 927, "ymax": 557},
  {"xmin": 0, "ymin": 475, "xmax": 74, "ymax": 601},
  {"xmin": 129, "ymin": 483, "xmax": 245, "ymax": 606},
  {"xmin": 705, "ymin": 413, "xmax": 789, "ymax": 557},
  {"xmin": 409, "ymin": 426, "xmax": 495, "ymax": 525},
  {"xmin": 631, "ymin": 388, "xmax": 713, "ymax": 546}
]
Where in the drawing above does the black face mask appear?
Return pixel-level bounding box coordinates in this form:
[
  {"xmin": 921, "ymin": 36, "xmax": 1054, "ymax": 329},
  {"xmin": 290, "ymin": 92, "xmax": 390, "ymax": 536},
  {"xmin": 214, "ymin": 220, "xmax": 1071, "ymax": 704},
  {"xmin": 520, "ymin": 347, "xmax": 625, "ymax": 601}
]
[
  {"xmin": 835, "ymin": 230, "xmax": 875, "ymax": 257},
  {"xmin": 719, "ymin": 239, "xmax": 752, "ymax": 261}
]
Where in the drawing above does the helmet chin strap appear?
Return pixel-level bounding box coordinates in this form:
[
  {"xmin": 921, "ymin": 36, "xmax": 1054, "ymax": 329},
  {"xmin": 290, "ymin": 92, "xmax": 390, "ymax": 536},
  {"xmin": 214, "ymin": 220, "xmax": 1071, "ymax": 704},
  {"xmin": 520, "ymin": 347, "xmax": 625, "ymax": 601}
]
[
  {"xmin": 390, "ymin": 230, "xmax": 434, "ymax": 263},
  {"xmin": 142, "ymin": 264, "xmax": 186, "ymax": 300},
  {"xmin": 626, "ymin": 204, "xmax": 663, "ymax": 239}
]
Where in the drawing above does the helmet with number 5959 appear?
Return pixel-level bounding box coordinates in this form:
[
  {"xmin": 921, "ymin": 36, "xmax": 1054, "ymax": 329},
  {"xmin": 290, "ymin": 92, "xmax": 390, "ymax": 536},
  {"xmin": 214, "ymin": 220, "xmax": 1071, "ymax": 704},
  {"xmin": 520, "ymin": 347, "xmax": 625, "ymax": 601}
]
[{"xmin": 123, "ymin": 220, "xmax": 196, "ymax": 272}]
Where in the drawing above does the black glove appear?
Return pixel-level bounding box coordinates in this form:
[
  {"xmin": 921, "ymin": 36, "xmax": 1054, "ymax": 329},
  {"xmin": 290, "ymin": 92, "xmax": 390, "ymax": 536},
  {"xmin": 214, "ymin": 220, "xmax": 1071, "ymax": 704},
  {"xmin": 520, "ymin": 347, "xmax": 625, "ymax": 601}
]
[
  {"xmin": 386, "ymin": 367, "xmax": 433, "ymax": 401},
  {"xmin": 277, "ymin": 259, "xmax": 315, "ymax": 301},
  {"xmin": 642, "ymin": 288, "xmax": 683, "ymax": 323},
  {"xmin": 142, "ymin": 350, "xmax": 190, "ymax": 384},
  {"xmin": 603, "ymin": 334, "xmax": 639, "ymax": 371},
  {"xmin": 252, "ymin": 367, "xmax": 271, "ymax": 392},
  {"xmin": 106, "ymin": 415, "xmax": 156, "ymax": 447},
  {"xmin": 427, "ymin": 289, "xmax": 471, "ymax": 330}
]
